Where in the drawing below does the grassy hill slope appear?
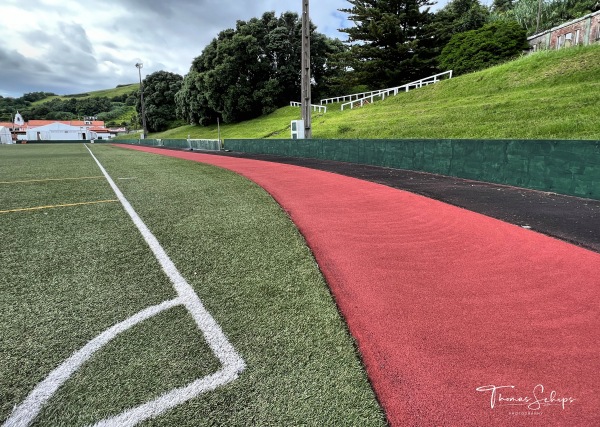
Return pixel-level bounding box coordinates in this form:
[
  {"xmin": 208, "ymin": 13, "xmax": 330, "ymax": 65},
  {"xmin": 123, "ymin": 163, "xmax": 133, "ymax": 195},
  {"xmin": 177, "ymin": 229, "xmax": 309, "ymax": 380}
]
[
  {"xmin": 32, "ymin": 84, "xmax": 139, "ymax": 126},
  {"xmin": 32, "ymin": 84, "xmax": 139, "ymax": 105},
  {"xmin": 149, "ymin": 45, "xmax": 600, "ymax": 140}
]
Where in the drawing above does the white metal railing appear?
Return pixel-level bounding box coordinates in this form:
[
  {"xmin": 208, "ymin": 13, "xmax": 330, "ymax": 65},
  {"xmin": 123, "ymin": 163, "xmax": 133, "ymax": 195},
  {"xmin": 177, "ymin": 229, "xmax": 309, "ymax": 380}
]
[
  {"xmin": 328, "ymin": 71, "xmax": 453, "ymax": 111},
  {"xmin": 320, "ymin": 90, "xmax": 384, "ymax": 105},
  {"xmin": 290, "ymin": 101, "xmax": 327, "ymax": 113}
]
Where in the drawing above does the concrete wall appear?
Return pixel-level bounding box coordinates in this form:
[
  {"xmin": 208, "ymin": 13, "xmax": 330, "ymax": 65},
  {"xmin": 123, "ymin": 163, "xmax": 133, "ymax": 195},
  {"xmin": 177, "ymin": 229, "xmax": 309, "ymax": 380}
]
[{"xmin": 224, "ymin": 139, "xmax": 600, "ymax": 200}]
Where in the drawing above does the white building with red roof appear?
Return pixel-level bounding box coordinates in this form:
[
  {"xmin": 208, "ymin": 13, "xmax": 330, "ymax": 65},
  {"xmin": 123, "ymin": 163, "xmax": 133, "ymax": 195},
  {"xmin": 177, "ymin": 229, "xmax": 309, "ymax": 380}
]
[
  {"xmin": 5, "ymin": 112, "xmax": 111, "ymax": 141},
  {"xmin": 25, "ymin": 122, "xmax": 96, "ymax": 141}
]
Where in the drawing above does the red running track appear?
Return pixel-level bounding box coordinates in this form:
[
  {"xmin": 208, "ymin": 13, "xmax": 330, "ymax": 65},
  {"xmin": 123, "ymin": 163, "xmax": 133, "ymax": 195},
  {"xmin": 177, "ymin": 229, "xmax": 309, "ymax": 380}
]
[{"xmin": 116, "ymin": 145, "xmax": 600, "ymax": 426}]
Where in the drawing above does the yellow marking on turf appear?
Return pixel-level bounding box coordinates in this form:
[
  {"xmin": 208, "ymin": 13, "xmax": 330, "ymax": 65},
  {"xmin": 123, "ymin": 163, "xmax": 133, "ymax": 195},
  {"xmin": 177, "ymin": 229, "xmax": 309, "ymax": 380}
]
[
  {"xmin": 0, "ymin": 176, "xmax": 105, "ymax": 184},
  {"xmin": 0, "ymin": 199, "xmax": 119, "ymax": 214}
]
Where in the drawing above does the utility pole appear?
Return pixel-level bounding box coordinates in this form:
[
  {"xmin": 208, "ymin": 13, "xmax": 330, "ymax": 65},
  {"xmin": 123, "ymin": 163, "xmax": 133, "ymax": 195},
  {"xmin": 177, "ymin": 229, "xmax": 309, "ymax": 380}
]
[
  {"xmin": 135, "ymin": 62, "xmax": 148, "ymax": 139},
  {"xmin": 301, "ymin": 0, "xmax": 312, "ymax": 139},
  {"xmin": 535, "ymin": 0, "xmax": 543, "ymax": 34}
]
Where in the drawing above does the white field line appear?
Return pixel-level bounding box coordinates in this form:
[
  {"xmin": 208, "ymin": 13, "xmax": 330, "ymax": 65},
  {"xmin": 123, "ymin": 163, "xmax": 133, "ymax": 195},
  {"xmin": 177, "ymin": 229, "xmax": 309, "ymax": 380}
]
[
  {"xmin": 2, "ymin": 145, "xmax": 245, "ymax": 427},
  {"xmin": 3, "ymin": 299, "xmax": 181, "ymax": 427}
]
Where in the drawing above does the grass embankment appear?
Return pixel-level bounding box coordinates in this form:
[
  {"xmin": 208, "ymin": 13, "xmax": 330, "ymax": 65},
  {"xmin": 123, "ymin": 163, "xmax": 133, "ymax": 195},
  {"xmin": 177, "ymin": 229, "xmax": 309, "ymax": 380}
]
[
  {"xmin": 147, "ymin": 45, "xmax": 600, "ymax": 140},
  {"xmin": 0, "ymin": 144, "xmax": 384, "ymax": 426}
]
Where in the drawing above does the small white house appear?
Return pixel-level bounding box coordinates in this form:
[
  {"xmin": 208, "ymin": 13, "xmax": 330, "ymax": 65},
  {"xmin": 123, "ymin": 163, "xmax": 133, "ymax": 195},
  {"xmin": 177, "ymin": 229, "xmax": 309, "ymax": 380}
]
[
  {"xmin": 0, "ymin": 126, "xmax": 13, "ymax": 144},
  {"xmin": 25, "ymin": 122, "xmax": 93, "ymax": 141}
]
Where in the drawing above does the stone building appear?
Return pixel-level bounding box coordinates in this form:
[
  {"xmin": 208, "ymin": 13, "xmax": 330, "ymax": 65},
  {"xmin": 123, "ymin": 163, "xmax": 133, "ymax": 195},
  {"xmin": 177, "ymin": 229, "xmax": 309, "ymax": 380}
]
[{"xmin": 528, "ymin": 10, "xmax": 600, "ymax": 51}]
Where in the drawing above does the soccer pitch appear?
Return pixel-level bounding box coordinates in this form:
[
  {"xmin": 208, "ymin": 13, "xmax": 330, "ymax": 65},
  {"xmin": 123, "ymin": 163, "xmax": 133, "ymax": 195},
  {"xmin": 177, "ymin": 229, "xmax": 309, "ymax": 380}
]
[{"xmin": 0, "ymin": 144, "xmax": 385, "ymax": 426}]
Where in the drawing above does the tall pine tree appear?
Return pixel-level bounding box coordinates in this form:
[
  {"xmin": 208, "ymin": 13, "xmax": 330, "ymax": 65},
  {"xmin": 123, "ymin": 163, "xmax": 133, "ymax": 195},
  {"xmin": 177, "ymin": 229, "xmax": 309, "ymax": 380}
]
[{"xmin": 339, "ymin": 0, "xmax": 436, "ymax": 89}]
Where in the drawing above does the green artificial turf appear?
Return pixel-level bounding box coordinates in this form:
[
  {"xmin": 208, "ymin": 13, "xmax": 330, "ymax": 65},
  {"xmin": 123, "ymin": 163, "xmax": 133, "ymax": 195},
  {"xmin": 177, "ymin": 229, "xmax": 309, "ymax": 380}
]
[{"xmin": 0, "ymin": 144, "xmax": 385, "ymax": 426}]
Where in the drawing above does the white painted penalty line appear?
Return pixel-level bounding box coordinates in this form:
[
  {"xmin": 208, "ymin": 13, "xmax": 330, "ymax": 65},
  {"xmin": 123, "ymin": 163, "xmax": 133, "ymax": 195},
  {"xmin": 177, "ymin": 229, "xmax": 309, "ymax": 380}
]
[{"xmin": 3, "ymin": 145, "xmax": 245, "ymax": 427}]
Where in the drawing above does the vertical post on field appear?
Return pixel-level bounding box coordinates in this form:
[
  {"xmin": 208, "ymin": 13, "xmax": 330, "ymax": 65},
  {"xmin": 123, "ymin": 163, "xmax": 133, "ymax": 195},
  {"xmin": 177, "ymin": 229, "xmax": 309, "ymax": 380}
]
[
  {"xmin": 301, "ymin": 0, "xmax": 312, "ymax": 139},
  {"xmin": 217, "ymin": 117, "xmax": 222, "ymax": 149},
  {"xmin": 135, "ymin": 62, "xmax": 148, "ymax": 140}
]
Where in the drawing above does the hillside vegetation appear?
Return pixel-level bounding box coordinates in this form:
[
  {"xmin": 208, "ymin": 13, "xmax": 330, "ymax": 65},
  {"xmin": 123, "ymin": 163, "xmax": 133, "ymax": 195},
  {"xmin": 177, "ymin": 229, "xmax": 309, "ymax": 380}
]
[
  {"xmin": 147, "ymin": 45, "xmax": 600, "ymax": 141},
  {"xmin": 28, "ymin": 84, "xmax": 140, "ymax": 127},
  {"xmin": 32, "ymin": 84, "xmax": 139, "ymax": 105}
]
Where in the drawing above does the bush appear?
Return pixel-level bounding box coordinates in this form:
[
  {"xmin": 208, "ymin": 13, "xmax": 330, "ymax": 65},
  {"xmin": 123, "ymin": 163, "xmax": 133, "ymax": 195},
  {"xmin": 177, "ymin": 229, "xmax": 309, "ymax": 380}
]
[
  {"xmin": 439, "ymin": 21, "xmax": 529, "ymax": 75},
  {"xmin": 97, "ymin": 106, "xmax": 130, "ymax": 121}
]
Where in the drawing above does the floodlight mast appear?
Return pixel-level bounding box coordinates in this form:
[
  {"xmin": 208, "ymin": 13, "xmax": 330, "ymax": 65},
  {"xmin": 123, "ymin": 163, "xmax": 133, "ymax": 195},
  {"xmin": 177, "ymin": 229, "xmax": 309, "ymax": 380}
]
[
  {"xmin": 301, "ymin": 0, "xmax": 312, "ymax": 139},
  {"xmin": 135, "ymin": 62, "xmax": 148, "ymax": 139}
]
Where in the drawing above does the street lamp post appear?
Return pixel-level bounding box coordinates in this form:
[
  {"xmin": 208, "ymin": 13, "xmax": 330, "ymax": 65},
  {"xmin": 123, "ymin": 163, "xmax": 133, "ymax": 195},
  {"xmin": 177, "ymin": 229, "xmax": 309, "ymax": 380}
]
[{"xmin": 135, "ymin": 62, "xmax": 148, "ymax": 139}]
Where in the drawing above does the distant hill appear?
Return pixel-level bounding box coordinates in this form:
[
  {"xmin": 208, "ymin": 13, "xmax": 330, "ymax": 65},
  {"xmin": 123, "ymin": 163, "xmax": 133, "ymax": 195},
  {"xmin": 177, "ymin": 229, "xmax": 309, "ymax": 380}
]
[
  {"xmin": 32, "ymin": 84, "xmax": 139, "ymax": 105},
  {"xmin": 143, "ymin": 45, "xmax": 600, "ymax": 141},
  {"xmin": 20, "ymin": 84, "xmax": 140, "ymax": 127}
]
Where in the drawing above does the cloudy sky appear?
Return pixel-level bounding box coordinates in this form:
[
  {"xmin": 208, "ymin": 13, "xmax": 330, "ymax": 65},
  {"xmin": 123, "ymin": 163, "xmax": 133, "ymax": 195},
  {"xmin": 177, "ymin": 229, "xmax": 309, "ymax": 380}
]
[{"xmin": 0, "ymin": 0, "xmax": 451, "ymax": 98}]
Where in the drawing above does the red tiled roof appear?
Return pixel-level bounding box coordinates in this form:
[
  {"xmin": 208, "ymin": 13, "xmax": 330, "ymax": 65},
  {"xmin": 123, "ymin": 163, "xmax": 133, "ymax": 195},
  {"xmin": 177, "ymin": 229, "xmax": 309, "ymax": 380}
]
[{"xmin": 27, "ymin": 120, "xmax": 105, "ymax": 128}]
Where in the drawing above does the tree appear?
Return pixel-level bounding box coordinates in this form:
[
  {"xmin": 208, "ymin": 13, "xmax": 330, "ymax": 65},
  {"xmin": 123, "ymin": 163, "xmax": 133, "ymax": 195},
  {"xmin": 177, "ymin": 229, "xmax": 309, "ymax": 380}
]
[
  {"xmin": 176, "ymin": 11, "xmax": 345, "ymax": 125},
  {"xmin": 439, "ymin": 21, "xmax": 529, "ymax": 75},
  {"xmin": 339, "ymin": 0, "xmax": 437, "ymax": 90},
  {"xmin": 176, "ymin": 71, "xmax": 201, "ymax": 125},
  {"xmin": 433, "ymin": 0, "xmax": 490, "ymax": 42},
  {"xmin": 429, "ymin": 0, "xmax": 490, "ymax": 68},
  {"xmin": 136, "ymin": 71, "xmax": 183, "ymax": 132},
  {"xmin": 22, "ymin": 92, "xmax": 55, "ymax": 102},
  {"xmin": 76, "ymin": 97, "xmax": 112, "ymax": 116},
  {"xmin": 311, "ymin": 35, "xmax": 350, "ymax": 98},
  {"xmin": 492, "ymin": 0, "xmax": 514, "ymax": 13}
]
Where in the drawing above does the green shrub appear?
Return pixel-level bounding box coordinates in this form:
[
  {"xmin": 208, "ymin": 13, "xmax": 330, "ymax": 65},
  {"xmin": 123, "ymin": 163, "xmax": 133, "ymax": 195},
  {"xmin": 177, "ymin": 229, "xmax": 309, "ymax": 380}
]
[{"xmin": 439, "ymin": 21, "xmax": 529, "ymax": 75}]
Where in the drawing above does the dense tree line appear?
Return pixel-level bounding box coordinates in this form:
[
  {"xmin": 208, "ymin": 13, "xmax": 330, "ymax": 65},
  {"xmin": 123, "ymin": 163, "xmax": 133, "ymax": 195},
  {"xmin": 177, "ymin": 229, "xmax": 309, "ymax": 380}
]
[
  {"xmin": 339, "ymin": 0, "xmax": 438, "ymax": 89},
  {"xmin": 0, "ymin": 91, "xmax": 137, "ymax": 125},
  {"xmin": 175, "ymin": 11, "xmax": 346, "ymax": 125},
  {"xmin": 135, "ymin": 71, "xmax": 183, "ymax": 132},
  {"xmin": 439, "ymin": 21, "xmax": 529, "ymax": 74},
  {"xmin": 0, "ymin": 96, "xmax": 31, "ymax": 122}
]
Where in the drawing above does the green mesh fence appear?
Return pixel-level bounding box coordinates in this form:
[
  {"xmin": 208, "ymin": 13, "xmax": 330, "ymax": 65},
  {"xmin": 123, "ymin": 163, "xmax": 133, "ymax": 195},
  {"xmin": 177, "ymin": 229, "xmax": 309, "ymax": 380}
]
[
  {"xmin": 116, "ymin": 139, "xmax": 162, "ymax": 147},
  {"xmin": 21, "ymin": 140, "xmax": 110, "ymax": 144},
  {"xmin": 116, "ymin": 139, "xmax": 220, "ymax": 151},
  {"xmin": 161, "ymin": 139, "xmax": 190, "ymax": 149},
  {"xmin": 224, "ymin": 139, "xmax": 600, "ymax": 200},
  {"xmin": 189, "ymin": 139, "xmax": 221, "ymax": 151}
]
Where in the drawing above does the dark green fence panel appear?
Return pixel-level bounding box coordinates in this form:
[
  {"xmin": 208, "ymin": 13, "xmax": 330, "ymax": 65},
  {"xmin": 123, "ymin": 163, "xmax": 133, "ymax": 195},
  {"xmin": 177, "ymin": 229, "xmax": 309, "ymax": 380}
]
[
  {"xmin": 189, "ymin": 139, "xmax": 221, "ymax": 151},
  {"xmin": 116, "ymin": 139, "xmax": 220, "ymax": 150},
  {"xmin": 23, "ymin": 140, "xmax": 109, "ymax": 144},
  {"xmin": 504, "ymin": 140, "xmax": 531, "ymax": 188},
  {"xmin": 224, "ymin": 138, "xmax": 600, "ymax": 200},
  {"xmin": 322, "ymin": 140, "xmax": 340, "ymax": 162},
  {"xmin": 162, "ymin": 139, "xmax": 190, "ymax": 149},
  {"xmin": 115, "ymin": 140, "xmax": 142, "ymax": 145},
  {"xmin": 117, "ymin": 139, "xmax": 162, "ymax": 147}
]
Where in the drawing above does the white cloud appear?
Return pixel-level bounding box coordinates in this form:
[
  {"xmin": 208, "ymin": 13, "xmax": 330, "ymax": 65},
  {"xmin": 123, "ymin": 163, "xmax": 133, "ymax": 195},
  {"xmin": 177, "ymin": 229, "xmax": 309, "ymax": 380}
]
[{"xmin": 0, "ymin": 0, "xmax": 458, "ymax": 98}]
